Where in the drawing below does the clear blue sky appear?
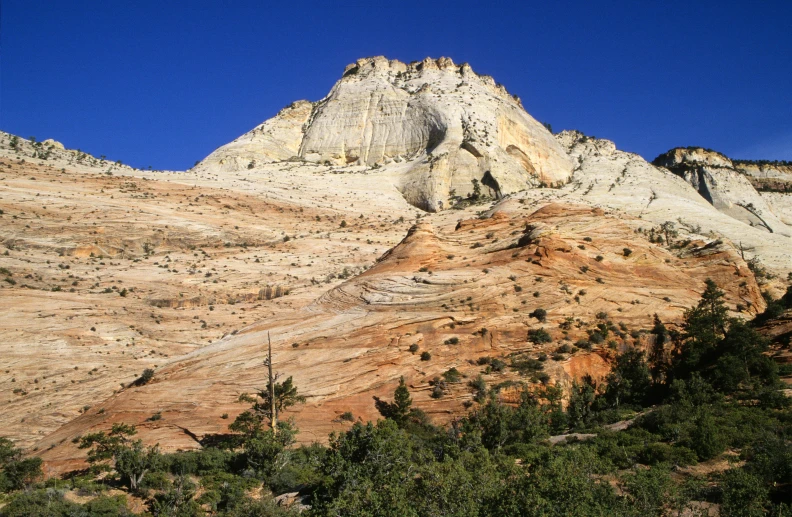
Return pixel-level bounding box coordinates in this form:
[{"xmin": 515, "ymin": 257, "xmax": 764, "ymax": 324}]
[{"xmin": 2, "ymin": 1, "xmax": 790, "ymax": 170}]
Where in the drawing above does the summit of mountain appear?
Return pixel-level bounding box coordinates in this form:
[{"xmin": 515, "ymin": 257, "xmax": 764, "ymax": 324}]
[{"xmin": 195, "ymin": 56, "xmax": 574, "ymax": 212}]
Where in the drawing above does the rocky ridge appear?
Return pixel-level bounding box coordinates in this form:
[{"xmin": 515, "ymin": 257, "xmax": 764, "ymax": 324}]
[{"xmin": 653, "ymin": 147, "xmax": 791, "ymax": 234}]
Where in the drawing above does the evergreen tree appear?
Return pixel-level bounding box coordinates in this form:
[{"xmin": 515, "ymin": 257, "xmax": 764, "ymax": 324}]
[
  {"xmin": 709, "ymin": 320, "xmax": 776, "ymax": 394},
  {"xmin": 567, "ymin": 375, "xmax": 598, "ymax": 429},
  {"xmin": 313, "ymin": 420, "xmax": 418, "ymax": 517},
  {"xmin": 603, "ymin": 348, "xmax": 651, "ymax": 408},
  {"xmin": 78, "ymin": 424, "xmax": 160, "ymax": 492},
  {"xmin": 648, "ymin": 314, "xmax": 669, "ymax": 384},
  {"xmin": 393, "ymin": 376, "xmax": 412, "ymax": 421},
  {"xmin": 230, "ymin": 377, "xmax": 304, "ymax": 476},
  {"xmin": 375, "ymin": 376, "xmax": 413, "ymax": 426},
  {"xmin": 0, "ymin": 438, "xmax": 42, "ymax": 492},
  {"xmin": 673, "ymin": 279, "xmax": 728, "ymax": 380}
]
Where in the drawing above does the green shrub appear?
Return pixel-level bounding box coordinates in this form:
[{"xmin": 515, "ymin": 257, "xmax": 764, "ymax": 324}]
[
  {"xmin": 635, "ymin": 442, "xmax": 697, "ymax": 466},
  {"xmin": 588, "ymin": 332, "xmax": 604, "ymax": 344},
  {"xmin": 527, "ymin": 328, "xmax": 552, "ymax": 343},
  {"xmin": 510, "ymin": 355, "xmax": 544, "ymax": 375},
  {"xmin": 137, "ymin": 368, "xmax": 154, "ymax": 385},
  {"xmin": 686, "ymin": 410, "xmax": 727, "ymax": 461},
  {"xmin": 720, "ymin": 469, "xmax": 768, "ymax": 517},
  {"xmin": 442, "ymin": 368, "xmax": 461, "ymax": 383},
  {"xmin": 575, "ymin": 339, "xmax": 592, "ymax": 350},
  {"xmin": 530, "ymin": 308, "xmax": 547, "ymax": 322},
  {"xmin": 490, "ymin": 359, "xmax": 506, "ymax": 372},
  {"xmin": 1, "ymin": 489, "xmax": 80, "ymax": 516},
  {"xmin": 162, "ymin": 448, "xmax": 238, "ymax": 476},
  {"xmin": 469, "ymin": 375, "xmax": 487, "ymax": 401}
]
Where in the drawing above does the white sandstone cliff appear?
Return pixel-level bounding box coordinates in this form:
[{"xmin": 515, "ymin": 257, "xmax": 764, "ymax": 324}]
[
  {"xmin": 196, "ymin": 56, "xmax": 574, "ymax": 211},
  {"xmin": 653, "ymin": 147, "xmax": 791, "ymax": 236}
]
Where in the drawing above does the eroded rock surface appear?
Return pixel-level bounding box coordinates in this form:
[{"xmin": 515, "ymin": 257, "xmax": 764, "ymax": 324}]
[
  {"xmin": 0, "ymin": 134, "xmax": 418, "ymax": 449},
  {"xmin": 535, "ymin": 133, "xmax": 791, "ymax": 276},
  {"xmin": 33, "ymin": 202, "xmax": 763, "ymax": 472},
  {"xmin": 653, "ymin": 147, "xmax": 791, "ymax": 235},
  {"xmin": 197, "ymin": 56, "xmax": 573, "ymax": 211}
]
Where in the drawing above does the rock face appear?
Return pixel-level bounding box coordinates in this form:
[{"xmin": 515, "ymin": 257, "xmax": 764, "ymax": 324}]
[
  {"xmin": 734, "ymin": 160, "xmax": 792, "ymax": 181},
  {"xmin": 653, "ymin": 148, "xmax": 791, "ymax": 236},
  {"xmin": 195, "ymin": 101, "xmax": 314, "ymax": 172},
  {"xmin": 197, "ymin": 56, "xmax": 574, "ymax": 211},
  {"xmin": 41, "ymin": 139, "xmax": 65, "ymax": 150},
  {"xmin": 0, "ymin": 134, "xmax": 419, "ymax": 449},
  {"xmin": 535, "ymin": 132, "xmax": 791, "ymax": 275},
  {"xmin": 33, "ymin": 202, "xmax": 764, "ymax": 471}
]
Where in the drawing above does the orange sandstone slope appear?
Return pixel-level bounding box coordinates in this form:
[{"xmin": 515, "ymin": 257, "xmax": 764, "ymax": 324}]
[{"xmin": 35, "ymin": 200, "xmax": 763, "ymax": 472}]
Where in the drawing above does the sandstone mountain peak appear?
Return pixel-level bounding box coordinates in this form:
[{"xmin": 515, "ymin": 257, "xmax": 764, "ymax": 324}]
[
  {"xmin": 340, "ymin": 56, "xmax": 510, "ymax": 98},
  {"xmin": 197, "ymin": 56, "xmax": 573, "ymax": 211}
]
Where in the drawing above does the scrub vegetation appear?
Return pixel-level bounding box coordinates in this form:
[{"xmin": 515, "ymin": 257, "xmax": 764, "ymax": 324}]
[{"xmin": 1, "ymin": 281, "xmax": 790, "ymax": 516}]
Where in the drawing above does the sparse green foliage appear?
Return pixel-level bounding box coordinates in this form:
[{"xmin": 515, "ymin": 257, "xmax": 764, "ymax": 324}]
[
  {"xmin": 527, "ymin": 328, "xmax": 552, "ymax": 343},
  {"xmin": 0, "ymin": 438, "xmax": 42, "ymax": 491},
  {"xmin": 230, "ymin": 376, "xmax": 305, "ymax": 437}
]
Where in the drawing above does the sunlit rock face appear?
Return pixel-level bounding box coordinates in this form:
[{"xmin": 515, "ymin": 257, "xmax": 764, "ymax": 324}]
[
  {"xmin": 197, "ymin": 56, "xmax": 574, "ymax": 211},
  {"xmin": 653, "ymin": 147, "xmax": 791, "ymax": 236}
]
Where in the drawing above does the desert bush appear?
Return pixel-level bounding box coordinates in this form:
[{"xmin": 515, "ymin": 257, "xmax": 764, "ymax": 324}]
[{"xmin": 527, "ymin": 328, "xmax": 552, "ymax": 343}]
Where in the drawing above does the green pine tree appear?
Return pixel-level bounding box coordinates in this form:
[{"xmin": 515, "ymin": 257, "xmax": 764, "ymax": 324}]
[
  {"xmin": 393, "ymin": 376, "xmax": 412, "ymax": 423},
  {"xmin": 673, "ymin": 279, "xmax": 728, "ymax": 380}
]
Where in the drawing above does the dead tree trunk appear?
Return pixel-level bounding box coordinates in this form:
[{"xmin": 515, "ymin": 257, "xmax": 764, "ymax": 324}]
[{"xmin": 268, "ymin": 331, "xmax": 276, "ymax": 434}]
